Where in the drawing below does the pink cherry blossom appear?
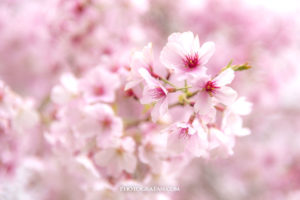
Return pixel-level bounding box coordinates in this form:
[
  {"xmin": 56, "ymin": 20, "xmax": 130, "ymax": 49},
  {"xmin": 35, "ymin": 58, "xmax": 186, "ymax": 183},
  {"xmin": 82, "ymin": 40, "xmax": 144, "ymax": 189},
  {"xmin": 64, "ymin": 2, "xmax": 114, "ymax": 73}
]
[
  {"xmin": 3, "ymin": 0, "xmax": 292, "ymax": 196},
  {"xmin": 93, "ymin": 137, "xmax": 137, "ymax": 177},
  {"xmin": 76, "ymin": 103, "xmax": 123, "ymax": 147},
  {"xmin": 51, "ymin": 73, "xmax": 79, "ymax": 104},
  {"xmin": 139, "ymin": 68, "xmax": 169, "ymax": 122},
  {"xmin": 208, "ymin": 127, "xmax": 235, "ymax": 156},
  {"xmin": 193, "ymin": 68, "xmax": 237, "ymax": 115},
  {"xmin": 125, "ymin": 43, "xmax": 154, "ymax": 90},
  {"xmin": 166, "ymin": 119, "xmax": 209, "ymax": 157},
  {"xmin": 138, "ymin": 131, "xmax": 168, "ymax": 173},
  {"xmin": 222, "ymin": 97, "xmax": 252, "ymax": 137},
  {"xmin": 160, "ymin": 31, "xmax": 215, "ymax": 74},
  {"xmin": 80, "ymin": 67, "xmax": 120, "ymax": 103}
]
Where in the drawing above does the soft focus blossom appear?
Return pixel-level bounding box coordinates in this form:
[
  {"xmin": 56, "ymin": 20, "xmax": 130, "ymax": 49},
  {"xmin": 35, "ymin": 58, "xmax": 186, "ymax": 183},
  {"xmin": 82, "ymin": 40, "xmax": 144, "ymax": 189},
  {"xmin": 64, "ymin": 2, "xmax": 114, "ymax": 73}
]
[
  {"xmin": 193, "ymin": 68, "xmax": 237, "ymax": 115},
  {"xmin": 160, "ymin": 31, "xmax": 215, "ymax": 75},
  {"xmin": 80, "ymin": 67, "xmax": 120, "ymax": 103},
  {"xmin": 166, "ymin": 119, "xmax": 209, "ymax": 157},
  {"xmin": 94, "ymin": 137, "xmax": 137, "ymax": 177},
  {"xmin": 1, "ymin": 0, "xmax": 300, "ymax": 199},
  {"xmin": 125, "ymin": 43, "xmax": 154, "ymax": 90},
  {"xmin": 139, "ymin": 68, "xmax": 169, "ymax": 122}
]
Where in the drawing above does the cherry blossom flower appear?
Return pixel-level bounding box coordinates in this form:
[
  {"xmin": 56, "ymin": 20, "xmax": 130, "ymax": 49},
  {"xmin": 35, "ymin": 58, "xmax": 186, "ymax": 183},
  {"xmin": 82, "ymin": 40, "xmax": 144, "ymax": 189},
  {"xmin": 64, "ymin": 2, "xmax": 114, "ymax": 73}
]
[
  {"xmin": 125, "ymin": 43, "xmax": 153, "ymax": 90},
  {"xmin": 160, "ymin": 31, "xmax": 215, "ymax": 75},
  {"xmin": 93, "ymin": 137, "xmax": 137, "ymax": 177},
  {"xmin": 208, "ymin": 127, "xmax": 235, "ymax": 156},
  {"xmin": 80, "ymin": 67, "xmax": 120, "ymax": 103},
  {"xmin": 193, "ymin": 68, "xmax": 237, "ymax": 115},
  {"xmin": 0, "ymin": 3, "xmax": 260, "ymax": 196},
  {"xmin": 139, "ymin": 68, "xmax": 169, "ymax": 122},
  {"xmin": 222, "ymin": 97, "xmax": 252, "ymax": 137},
  {"xmin": 51, "ymin": 73, "xmax": 79, "ymax": 104},
  {"xmin": 75, "ymin": 103, "xmax": 123, "ymax": 146},
  {"xmin": 138, "ymin": 131, "xmax": 168, "ymax": 173},
  {"xmin": 166, "ymin": 119, "xmax": 209, "ymax": 157}
]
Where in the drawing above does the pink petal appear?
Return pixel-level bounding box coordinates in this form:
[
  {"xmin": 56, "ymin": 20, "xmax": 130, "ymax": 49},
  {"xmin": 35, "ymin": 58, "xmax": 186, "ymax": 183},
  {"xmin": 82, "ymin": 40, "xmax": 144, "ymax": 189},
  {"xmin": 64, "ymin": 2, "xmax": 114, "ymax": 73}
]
[
  {"xmin": 94, "ymin": 149, "xmax": 114, "ymax": 167},
  {"xmin": 214, "ymin": 86, "xmax": 237, "ymax": 105},
  {"xmin": 214, "ymin": 68, "xmax": 235, "ymax": 87},
  {"xmin": 140, "ymin": 86, "xmax": 166, "ymax": 104},
  {"xmin": 193, "ymin": 75, "xmax": 210, "ymax": 90},
  {"xmin": 138, "ymin": 68, "xmax": 156, "ymax": 87},
  {"xmin": 194, "ymin": 92, "xmax": 213, "ymax": 115},
  {"xmin": 160, "ymin": 42, "xmax": 185, "ymax": 70},
  {"xmin": 198, "ymin": 41, "xmax": 215, "ymax": 65},
  {"xmin": 122, "ymin": 153, "xmax": 137, "ymax": 173},
  {"xmin": 124, "ymin": 79, "xmax": 142, "ymax": 90},
  {"xmin": 159, "ymin": 97, "xmax": 169, "ymax": 117},
  {"xmin": 167, "ymin": 131, "xmax": 186, "ymax": 154},
  {"xmin": 151, "ymin": 99, "xmax": 163, "ymax": 122},
  {"xmin": 192, "ymin": 35, "xmax": 201, "ymax": 54}
]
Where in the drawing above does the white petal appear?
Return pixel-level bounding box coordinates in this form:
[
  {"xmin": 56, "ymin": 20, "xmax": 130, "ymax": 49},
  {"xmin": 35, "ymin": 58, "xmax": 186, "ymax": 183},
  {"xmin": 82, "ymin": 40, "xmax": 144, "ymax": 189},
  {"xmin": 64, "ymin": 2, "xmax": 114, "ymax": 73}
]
[
  {"xmin": 193, "ymin": 75, "xmax": 210, "ymax": 90},
  {"xmin": 94, "ymin": 149, "xmax": 115, "ymax": 167},
  {"xmin": 214, "ymin": 68, "xmax": 235, "ymax": 86},
  {"xmin": 125, "ymin": 79, "xmax": 142, "ymax": 90},
  {"xmin": 122, "ymin": 137, "xmax": 136, "ymax": 153},
  {"xmin": 179, "ymin": 32, "xmax": 196, "ymax": 53},
  {"xmin": 214, "ymin": 86, "xmax": 237, "ymax": 105},
  {"xmin": 192, "ymin": 35, "xmax": 201, "ymax": 54},
  {"xmin": 131, "ymin": 52, "xmax": 149, "ymax": 71},
  {"xmin": 51, "ymin": 85, "xmax": 71, "ymax": 104},
  {"xmin": 159, "ymin": 98, "xmax": 169, "ymax": 118},
  {"xmin": 160, "ymin": 43, "xmax": 185, "ymax": 70},
  {"xmin": 167, "ymin": 132, "xmax": 186, "ymax": 154},
  {"xmin": 122, "ymin": 153, "xmax": 137, "ymax": 173},
  {"xmin": 236, "ymin": 128, "xmax": 251, "ymax": 137},
  {"xmin": 138, "ymin": 68, "xmax": 158, "ymax": 87},
  {"xmin": 194, "ymin": 92, "xmax": 213, "ymax": 115},
  {"xmin": 142, "ymin": 43, "xmax": 153, "ymax": 66},
  {"xmin": 198, "ymin": 41, "xmax": 215, "ymax": 65},
  {"xmin": 140, "ymin": 86, "xmax": 163, "ymax": 104},
  {"xmin": 60, "ymin": 73, "xmax": 78, "ymax": 94},
  {"xmin": 230, "ymin": 97, "xmax": 253, "ymax": 115},
  {"xmin": 151, "ymin": 100, "xmax": 162, "ymax": 122}
]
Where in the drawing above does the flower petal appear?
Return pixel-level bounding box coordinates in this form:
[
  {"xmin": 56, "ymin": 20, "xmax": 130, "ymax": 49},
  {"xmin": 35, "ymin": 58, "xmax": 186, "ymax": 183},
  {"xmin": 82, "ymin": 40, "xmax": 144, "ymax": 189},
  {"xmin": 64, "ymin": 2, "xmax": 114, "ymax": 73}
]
[
  {"xmin": 198, "ymin": 41, "xmax": 215, "ymax": 65},
  {"xmin": 159, "ymin": 97, "xmax": 169, "ymax": 118},
  {"xmin": 94, "ymin": 149, "xmax": 115, "ymax": 167},
  {"xmin": 151, "ymin": 99, "xmax": 163, "ymax": 122},
  {"xmin": 138, "ymin": 68, "xmax": 156, "ymax": 87},
  {"xmin": 214, "ymin": 86, "xmax": 237, "ymax": 105},
  {"xmin": 160, "ymin": 42, "xmax": 185, "ymax": 70},
  {"xmin": 124, "ymin": 79, "xmax": 142, "ymax": 90},
  {"xmin": 194, "ymin": 92, "xmax": 213, "ymax": 115},
  {"xmin": 214, "ymin": 68, "xmax": 235, "ymax": 87},
  {"xmin": 122, "ymin": 153, "xmax": 137, "ymax": 173}
]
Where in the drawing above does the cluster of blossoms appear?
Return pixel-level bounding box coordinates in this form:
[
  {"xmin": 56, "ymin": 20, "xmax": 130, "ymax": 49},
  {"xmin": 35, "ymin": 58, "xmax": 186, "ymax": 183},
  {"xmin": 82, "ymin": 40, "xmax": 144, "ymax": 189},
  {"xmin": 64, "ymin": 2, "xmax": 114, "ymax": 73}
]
[
  {"xmin": 126, "ymin": 32, "xmax": 251, "ymax": 157},
  {"xmin": 0, "ymin": 31, "xmax": 248, "ymax": 199},
  {"xmin": 1, "ymin": 0, "xmax": 300, "ymax": 199},
  {"xmin": 0, "ymin": 80, "xmax": 42, "ymax": 187}
]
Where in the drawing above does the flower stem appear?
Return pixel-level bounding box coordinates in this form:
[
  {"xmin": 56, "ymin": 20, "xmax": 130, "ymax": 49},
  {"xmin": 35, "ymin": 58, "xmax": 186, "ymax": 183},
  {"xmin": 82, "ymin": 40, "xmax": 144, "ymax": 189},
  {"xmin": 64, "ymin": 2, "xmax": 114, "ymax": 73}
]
[{"xmin": 159, "ymin": 77, "xmax": 177, "ymax": 88}]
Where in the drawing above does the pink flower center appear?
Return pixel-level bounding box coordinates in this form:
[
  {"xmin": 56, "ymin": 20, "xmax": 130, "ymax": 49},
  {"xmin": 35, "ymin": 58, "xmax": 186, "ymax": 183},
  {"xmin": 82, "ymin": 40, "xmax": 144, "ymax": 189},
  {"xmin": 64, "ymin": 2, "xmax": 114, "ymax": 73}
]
[
  {"xmin": 150, "ymin": 87, "xmax": 166, "ymax": 99},
  {"xmin": 204, "ymin": 81, "xmax": 219, "ymax": 94},
  {"xmin": 178, "ymin": 127, "xmax": 191, "ymax": 139},
  {"xmin": 101, "ymin": 117, "xmax": 112, "ymax": 130},
  {"xmin": 183, "ymin": 54, "xmax": 200, "ymax": 69},
  {"xmin": 93, "ymin": 86, "xmax": 105, "ymax": 96}
]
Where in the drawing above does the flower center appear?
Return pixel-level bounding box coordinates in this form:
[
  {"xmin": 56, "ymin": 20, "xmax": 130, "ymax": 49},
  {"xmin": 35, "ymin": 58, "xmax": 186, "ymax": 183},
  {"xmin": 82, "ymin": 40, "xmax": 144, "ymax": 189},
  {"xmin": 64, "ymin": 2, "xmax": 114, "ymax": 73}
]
[
  {"xmin": 183, "ymin": 54, "xmax": 199, "ymax": 69},
  {"xmin": 101, "ymin": 117, "xmax": 112, "ymax": 130},
  {"xmin": 93, "ymin": 85, "xmax": 105, "ymax": 96},
  {"xmin": 150, "ymin": 87, "xmax": 166, "ymax": 99},
  {"xmin": 204, "ymin": 81, "xmax": 219, "ymax": 95},
  {"xmin": 178, "ymin": 127, "xmax": 191, "ymax": 139}
]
